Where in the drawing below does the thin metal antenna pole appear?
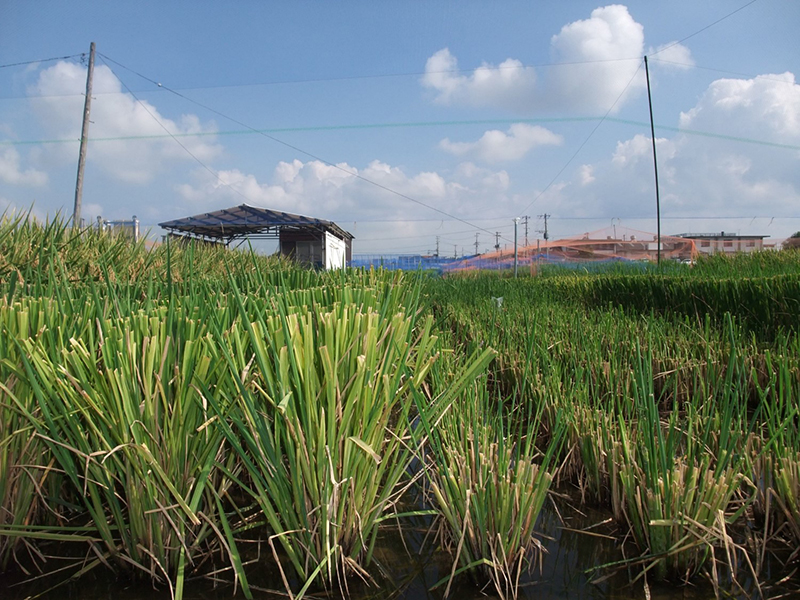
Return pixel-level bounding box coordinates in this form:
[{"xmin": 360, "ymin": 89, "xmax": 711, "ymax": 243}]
[
  {"xmin": 73, "ymin": 42, "xmax": 95, "ymax": 228},
  {"xmin": 644, "ymin": 55, "xmax": 661, "ymax": 266},
  {"xmin": 514, "ymin": 217, "xmax": 519, "ymax": 278}
]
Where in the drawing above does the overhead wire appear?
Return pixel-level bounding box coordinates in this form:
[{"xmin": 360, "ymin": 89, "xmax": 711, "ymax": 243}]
[
  {"xmin": 98, "ymin": 52, "xmax": 515, "ymax": 243},
  {"xmin": 3, "ymin": 0, "xmax": 776, "ymax": 253},
  {"xmin": 0, "ymin": 53, "xmax": 83, "ymax": 70},
  {"xmin": 4, "ymin": 55, "xmax": 644, "ymax": 100},
  {"xmin": 549, "ymin": 215, "xmax": 800, "ymax": 221},
  {"xmin": 647, "ymin": 58, "xmax": 797, "ymax": 86},
  {"xmin": 649, "ymin": 0, "xmax": 760, "ymax": 57},
  {"xmin": 516, "ymin": 60, "xmax": 645, "ymax": 217},
  {"xmin": 1, "ymin": 0, "xmax": 766, "ymax": 102},
  {"xmin": 3, "ymin": 114, "xmax": 798, "ymax": 152},
  {"xmin": 95, "ymin": 56, "xmax": 259, "ymax": 208}
]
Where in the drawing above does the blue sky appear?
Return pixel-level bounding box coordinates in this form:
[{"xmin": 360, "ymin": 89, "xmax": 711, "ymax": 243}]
[{"xmin": 1, "ymin": 1, "xmax": 799, "ymax": 254}]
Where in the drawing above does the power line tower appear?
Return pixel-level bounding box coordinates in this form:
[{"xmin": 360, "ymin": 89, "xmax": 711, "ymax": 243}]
[{"xmin": 474, "ymin": 233, "xmax": 479, "ymax": 255}]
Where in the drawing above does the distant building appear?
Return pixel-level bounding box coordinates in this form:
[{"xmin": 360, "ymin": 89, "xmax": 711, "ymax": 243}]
[
  {"xmin": 674, "ymin": 232, "xmax": 767, "ymax": 255},
  {"xmin": 100, "ymin": 215, "xmax": 140, "ymax": 243},
  {"xmin": 159, "ymin": 204, "xmax": 353, "ymax": 270},
  {"xmin": 444, "ymin": 227, "xmax": 698, "ymax": 272}
]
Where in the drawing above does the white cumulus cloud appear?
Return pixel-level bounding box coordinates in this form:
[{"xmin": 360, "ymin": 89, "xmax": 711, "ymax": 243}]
[
  {"xmin": 28, "ymin": 61, "xmax": 222, "ymax": 184},
  {"xmin": 176, "ymin": 158, "xmax": 515, "ymax": 252},
  {"xmin": 0, "ymin": 147, "xmax": 48, "ymax": 186},
  {"xmin": 422, "ymin": 48, "xmax": 538, "ymax": 111},
  {"xmin": 579, "ymin": 164, "xmax": 595, "ymax": 185},
  {"xmin": 554, "ymin": 71, "xmax": 800, "ymax": 238},
  {"xmin": 679, "ymin": 72, "xmax": 800, "ymax": 142},
  {"xmin": 647, "ymin": 42, "xmax": 695, "ymax": 70},
  {"xmin": 439, "ymin": 123, "xmax": 562, "ymax": 163},
  {"xmin": 422, "ymin": 5, "xmax": 653, "ymax": 114}
]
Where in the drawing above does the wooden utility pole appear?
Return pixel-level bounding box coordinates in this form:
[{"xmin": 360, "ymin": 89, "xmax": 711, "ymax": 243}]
[
  {"xmin": 644, "ymin": 55, "xmax": 662, "ymax": 266},
  {"xmin": 73, "ymin": 42, "xmax": 96, "ymax": 227}
]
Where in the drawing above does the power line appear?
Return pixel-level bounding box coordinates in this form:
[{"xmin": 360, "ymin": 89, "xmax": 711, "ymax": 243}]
[
  {"xmin": 98, "ymin": 52, "xmax": 514, "ymax": 243},
  {"xmin": 96, "ymin": 56, "xmax": 258, "ymax": 208},
  {"xmin": 6, "ymin": 54, "xmax": 792, "ymax": 104},
  {"xmin": 650, "ymin": 0, "xmax": 759, "ymax": 58},
  {"xmin": 0, "ymin": 117, "xmax": 600, "ymax": 144},
  {"xmin": 3, "ymin": 56, "xmax": 645, "ymax": 100},
  {"xmin": 356, "ymin": 226, "xmax": 493, "ymax": 242},
  {"xmin": 6, "ymin": 115, "xmax": 797, "ymax": 152},
  {"xmin": 550, "ymin": 215, "xmax": 800, "ymax": 221},
  {"xmin": 0, "ymin": 53, "xmax": 82, "ymax": 70},
  {"xmin": 517, "ymin": 60, "xmax": 645, "ymax": 217},
  {"xmin": 134, "ymin": 214, "xmax": 800, "ymax": 229},
  {"xmin": 647, "ymin": 58, "xmax": 797, "ymax": 86},
  {"xmin": 337, "ymin": 216, "xmax": 514, "ymax": 223},
  {"xmin": 0, "ymin": 2, "xmax": 762, "ymax": 97}
]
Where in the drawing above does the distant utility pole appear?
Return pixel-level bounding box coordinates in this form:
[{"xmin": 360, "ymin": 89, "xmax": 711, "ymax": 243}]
[
  {"xmin": 474, "ymin": 233, "xmax": 479, "ymax": 255},
  {"xmin": 495, "ymin": 232, "xmax": 501, "ymax": 252},
  {"xmin": 644, "ymin": 55, "xmax": 662, "ymax": 266},
  {"xmin": 454, "ymin": 245, "xmax": 457, "ymax": 259},
  {"xmin": 523, "ymin": 215, "xmax": 530, "ymax": 246},
  {"xmin": 435, "ymin": 236, "xmax": 440, "ymax": 258},
  {"xmin": 538, "ymin": 214, "xmax": 550, "ymax": 261},
  {"xmin": 537, "ymin": 213, "xmax": 550, "ymax": 241},
  {"xmin": 513, "ymin": 218, "xmax": 520, "ymax": 278},
  {"xmin": 73, "ymin": 41, "xmax": 96, "ymax": 228}
]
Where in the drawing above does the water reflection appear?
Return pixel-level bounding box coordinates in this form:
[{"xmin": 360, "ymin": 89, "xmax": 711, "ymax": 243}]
[{"xmin": 1, "ymin": 490, "xmax": 797, "ymax": 600}]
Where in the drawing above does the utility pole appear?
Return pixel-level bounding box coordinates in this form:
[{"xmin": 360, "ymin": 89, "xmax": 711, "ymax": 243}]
[
  {"xmin": 435, "ymin": 236, "xmax": 440, "ymax": 258},
  {"xmin": 474, "ymin": 233, "xmax": 479, "ymax": 256},
  {"xmin": 537, "ymin": 213, "xmax": 550, "ymax": 242},
  {"xmin": 513, "ymin": 218, "xmax": 520, "ymax": 278},
  {"xmin": 454, "ymin": 245, "xmax": 457, "ymax": 259},
  {"xmin": 73, "ymin": 42, "xmax": 96, "ymax": 228},
  {"xmin": 538, "ymin": 214, "xmax": 550, "ymax": 262},
  {"xmin": 495, "ymin": 232, "xmax": 501, "ymax": 253},
  {"xmin": 523, "ymin": 215, "xmax": 530, "ymax": 246},
  {"xmin": 644, "ymin": 55, "xmax": 662, "ymax": 266}
]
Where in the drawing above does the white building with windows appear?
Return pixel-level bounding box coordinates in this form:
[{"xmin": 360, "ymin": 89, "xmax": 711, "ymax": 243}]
[{"xmin": 674, "ymin": 232, "xmax": 767, "ymax": 255}]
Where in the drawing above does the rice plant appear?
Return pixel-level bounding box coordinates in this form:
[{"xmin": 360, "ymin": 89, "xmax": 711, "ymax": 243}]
[
  {"xmin": 204, "ymin": 279, "xmax": 494, "ymax": 596},
  {"xmin": 750, "ymin": 339, "xmax": 800, "ymax": 547},
  {"xmin": 2, "ymin": 301, "xmax": 245, "ymax": 599},
  {"xmin": 0, "ymin": 300, "xmax": 64, "ymax": 569},
  {"xmin": 418, "ymin": 354, "xmax": 565, "ymax": 599},
  {"xmin": 1, "ymin": 214, "xmax": 798, "ymax": 599},
  {"xmin": 613, "ymin": 339, "xmax": 749, "ymax": 582}
]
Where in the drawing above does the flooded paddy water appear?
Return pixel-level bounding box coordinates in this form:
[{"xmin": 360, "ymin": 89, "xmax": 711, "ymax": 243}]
[{"xmin": 3, "ymin": 489, "xmax": 797, "ymax": 600}]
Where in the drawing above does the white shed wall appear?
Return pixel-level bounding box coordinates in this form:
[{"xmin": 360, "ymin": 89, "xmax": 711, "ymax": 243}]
[{"xmin": 325, "ymin": 232, "xmax": 347, "ymax": 270}]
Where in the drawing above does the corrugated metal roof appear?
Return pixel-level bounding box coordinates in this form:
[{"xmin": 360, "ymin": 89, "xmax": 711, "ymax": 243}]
[{"xmin": 159, "ymin": 204, "xmax": 353, "ymax": 242}]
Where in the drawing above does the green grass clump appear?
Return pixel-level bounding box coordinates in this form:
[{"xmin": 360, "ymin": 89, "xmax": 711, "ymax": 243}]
[
  {"xmin": 421, "ymin": 380, "xmax": 563, "ymax": 599},
  {"xmin": 1, "ymin": 214, "xmax": 799, "ymax": 599}
]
